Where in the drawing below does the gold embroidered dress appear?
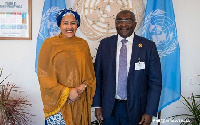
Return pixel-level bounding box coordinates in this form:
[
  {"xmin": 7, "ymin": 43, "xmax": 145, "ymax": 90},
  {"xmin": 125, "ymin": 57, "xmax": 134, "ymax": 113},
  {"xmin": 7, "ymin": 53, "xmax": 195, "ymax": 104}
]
[{"xmin": 38, "ymin": 34, "xmax": 96, "ymax": 125}]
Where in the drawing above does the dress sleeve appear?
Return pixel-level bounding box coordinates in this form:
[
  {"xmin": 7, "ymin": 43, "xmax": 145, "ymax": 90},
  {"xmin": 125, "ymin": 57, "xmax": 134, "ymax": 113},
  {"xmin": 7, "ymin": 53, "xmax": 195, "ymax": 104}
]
[
  {"xmin": 37, "ymin": 39, "xmax": 70, "ymax": 118},
  {"xmin": 81, "ymin": 41, "xmax": 96, "ymax": 105}
]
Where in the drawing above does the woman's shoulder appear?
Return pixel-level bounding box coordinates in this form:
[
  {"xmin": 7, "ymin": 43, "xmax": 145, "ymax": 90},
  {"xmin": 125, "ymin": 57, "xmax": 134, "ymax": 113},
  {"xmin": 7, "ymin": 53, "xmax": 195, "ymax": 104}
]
[
  {"xmin": 75, "ymin": 36, "xmax": 87, "ymax": 42},
  {"xmin": 43, "ymin": 35, "xmax": 60, "ymax": 45},
  {"xmin": 74, "ymin": 36, "xmax": 88, "ymax": 45}
]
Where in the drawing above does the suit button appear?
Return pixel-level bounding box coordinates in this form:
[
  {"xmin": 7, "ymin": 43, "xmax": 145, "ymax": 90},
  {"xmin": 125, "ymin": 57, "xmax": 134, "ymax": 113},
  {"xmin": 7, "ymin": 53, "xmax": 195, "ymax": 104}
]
[{"xmin": 112, "ymin": 93, "xmax": 115, "ymax": 95}]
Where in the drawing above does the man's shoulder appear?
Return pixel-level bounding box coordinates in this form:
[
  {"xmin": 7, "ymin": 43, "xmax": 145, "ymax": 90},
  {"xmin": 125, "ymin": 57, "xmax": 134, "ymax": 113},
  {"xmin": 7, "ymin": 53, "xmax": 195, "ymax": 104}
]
[
  {"xmin": 101, "ymin": 35, "xmax": 117, "ymax": 43},
  {"xmin": 135, "ymin": 34, "xmax": 150, "ymax": 42},
  {"xmin": 135, "ymin": 34, "xmax": 155, "ymax": 46}
]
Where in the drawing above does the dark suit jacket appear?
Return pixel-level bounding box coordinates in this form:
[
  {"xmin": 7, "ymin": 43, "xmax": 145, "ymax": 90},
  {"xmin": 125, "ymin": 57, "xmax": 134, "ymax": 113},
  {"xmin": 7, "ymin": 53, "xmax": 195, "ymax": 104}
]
[{"xmin": 92, "ymin": 34, "xmax": 162, "ymax": 123}]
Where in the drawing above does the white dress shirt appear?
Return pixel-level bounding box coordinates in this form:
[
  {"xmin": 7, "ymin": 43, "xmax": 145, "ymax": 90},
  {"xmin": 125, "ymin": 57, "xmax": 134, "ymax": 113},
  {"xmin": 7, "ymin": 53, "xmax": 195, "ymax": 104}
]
[{"xmin": 115, "ymin": 34, "xmax": 134, "ymax": 100}]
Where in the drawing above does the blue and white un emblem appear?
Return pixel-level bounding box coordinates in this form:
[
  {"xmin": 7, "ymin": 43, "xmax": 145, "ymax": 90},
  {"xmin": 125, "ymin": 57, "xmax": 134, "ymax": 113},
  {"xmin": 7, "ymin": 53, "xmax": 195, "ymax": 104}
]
[
  {"xmin": 142, "ymin": 9, "xmax": 179, "ymax": 58},
  {"xmin": 38, "ymin": 7, "xmax": 61, "ymax": 40}
]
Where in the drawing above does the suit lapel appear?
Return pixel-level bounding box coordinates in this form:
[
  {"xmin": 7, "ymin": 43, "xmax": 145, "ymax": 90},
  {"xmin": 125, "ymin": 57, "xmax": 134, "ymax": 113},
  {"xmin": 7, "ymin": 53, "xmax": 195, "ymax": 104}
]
[{"xmin": 128, "ymin": 35, "xmax": 142, "ymax": 79}]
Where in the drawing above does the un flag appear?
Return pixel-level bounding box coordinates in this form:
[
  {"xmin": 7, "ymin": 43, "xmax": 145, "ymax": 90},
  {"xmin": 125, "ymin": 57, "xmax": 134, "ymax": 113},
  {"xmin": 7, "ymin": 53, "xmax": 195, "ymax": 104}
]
[
  {"xmin": 142, "ymin": 0, "xmax": 181, "ymax": 112},
  {"xmin": 35, "ymin": 0, "xmax": 66, "ymax": 72}
]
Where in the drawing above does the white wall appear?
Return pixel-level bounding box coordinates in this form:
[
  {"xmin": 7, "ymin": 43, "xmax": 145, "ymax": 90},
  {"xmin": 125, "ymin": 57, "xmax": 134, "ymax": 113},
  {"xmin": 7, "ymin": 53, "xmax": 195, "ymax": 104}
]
[
  {"xmin": 0, "ymin": 0, "xmax": 45, "ymax": 125},
  {"xmin": 0, "ymin": 0, "xmax": 199, "ymax": 125}
]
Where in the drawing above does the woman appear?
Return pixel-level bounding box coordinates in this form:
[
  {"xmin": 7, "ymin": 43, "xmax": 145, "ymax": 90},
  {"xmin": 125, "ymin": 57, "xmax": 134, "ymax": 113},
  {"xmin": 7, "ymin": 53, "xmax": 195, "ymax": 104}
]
[{"xmin": 37, "ymin": 8, "xmax": 96, "ymax": 125}]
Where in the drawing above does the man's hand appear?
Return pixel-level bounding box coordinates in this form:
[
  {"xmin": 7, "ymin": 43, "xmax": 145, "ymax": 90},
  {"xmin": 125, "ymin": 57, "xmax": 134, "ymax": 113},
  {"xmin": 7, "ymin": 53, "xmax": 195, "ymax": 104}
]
[
  {"xmin": 139, "ymin": 114, "xmax": 152, "ymax": 125},
  {"xmin": 95, "ymin": 108, "xmax": 103, "ymax": 123}
]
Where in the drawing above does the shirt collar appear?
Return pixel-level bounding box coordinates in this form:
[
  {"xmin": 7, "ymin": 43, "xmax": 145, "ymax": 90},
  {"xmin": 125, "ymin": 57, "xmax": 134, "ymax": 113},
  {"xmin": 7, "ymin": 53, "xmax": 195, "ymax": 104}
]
[{"xmin": 117, "ymin": 33, "xmax": 134, "ymax": 44}]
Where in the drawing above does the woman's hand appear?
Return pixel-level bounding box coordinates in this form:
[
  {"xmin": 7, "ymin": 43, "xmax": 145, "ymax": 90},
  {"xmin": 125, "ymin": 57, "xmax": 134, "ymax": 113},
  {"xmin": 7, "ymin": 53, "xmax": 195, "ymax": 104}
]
[
  {"xmin": 76, "ymin": 83, "xmax": 87, "ymax": 94},
  {"xmin": 67, "ymin": 83, "xmax": 87, "ymax": 104},
  {"xmin": 68, "ymin": 88, "xmax": 80, "ymax": 102}
]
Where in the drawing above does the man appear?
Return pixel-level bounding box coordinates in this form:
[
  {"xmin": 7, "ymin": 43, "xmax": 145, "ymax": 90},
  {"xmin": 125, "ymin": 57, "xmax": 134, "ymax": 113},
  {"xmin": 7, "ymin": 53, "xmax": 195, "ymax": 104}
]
[{"xmin": 92, "ymin": 10, "xmax": 162, "ymax": 125}]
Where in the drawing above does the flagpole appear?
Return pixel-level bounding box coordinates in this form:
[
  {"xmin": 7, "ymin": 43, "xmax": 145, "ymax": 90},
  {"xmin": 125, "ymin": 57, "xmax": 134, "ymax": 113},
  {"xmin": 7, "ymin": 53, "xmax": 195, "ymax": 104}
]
[{"xmin": 158, "ymin": 111, "xmax": 161, "ymax": 125}]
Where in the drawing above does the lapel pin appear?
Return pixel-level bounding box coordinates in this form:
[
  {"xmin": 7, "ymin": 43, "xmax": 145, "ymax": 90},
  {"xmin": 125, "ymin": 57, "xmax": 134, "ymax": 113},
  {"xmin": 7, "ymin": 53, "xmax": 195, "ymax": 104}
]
[{"xmin": 138, "ymin": 43, "xmax": 142, "ymax": 47}]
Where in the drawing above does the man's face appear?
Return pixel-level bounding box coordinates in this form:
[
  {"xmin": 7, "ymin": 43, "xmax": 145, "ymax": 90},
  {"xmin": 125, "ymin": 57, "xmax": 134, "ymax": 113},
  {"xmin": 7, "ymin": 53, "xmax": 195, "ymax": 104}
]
[
  {"xmin": 115, "ymin": 12, "xmax": 137, "ymax": 38},
  {"xmin": 59, "ymin": 15, "xmax": 77, "ymax": 39}
]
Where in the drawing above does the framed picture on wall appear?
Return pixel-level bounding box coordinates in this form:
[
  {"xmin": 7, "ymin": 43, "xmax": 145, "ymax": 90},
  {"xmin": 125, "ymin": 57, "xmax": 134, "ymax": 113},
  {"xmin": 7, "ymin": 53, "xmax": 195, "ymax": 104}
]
[{"xmin": 0, "ymin": 0, "xmax": 32, "ymax": 40}]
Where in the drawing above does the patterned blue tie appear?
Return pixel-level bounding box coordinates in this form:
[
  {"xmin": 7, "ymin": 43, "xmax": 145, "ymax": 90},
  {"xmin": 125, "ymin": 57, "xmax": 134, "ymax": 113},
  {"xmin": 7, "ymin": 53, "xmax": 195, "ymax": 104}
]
[{"xmin": 117, "ymin": 39, "xmax": 128, "ymax": 100}]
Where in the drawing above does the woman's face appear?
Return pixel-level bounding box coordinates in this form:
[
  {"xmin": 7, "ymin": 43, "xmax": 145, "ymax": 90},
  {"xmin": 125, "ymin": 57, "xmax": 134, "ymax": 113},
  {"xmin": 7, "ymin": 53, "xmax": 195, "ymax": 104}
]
[{"xmin": 59, "ymin": 15, "xmax": 77, "ymax": 39}]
